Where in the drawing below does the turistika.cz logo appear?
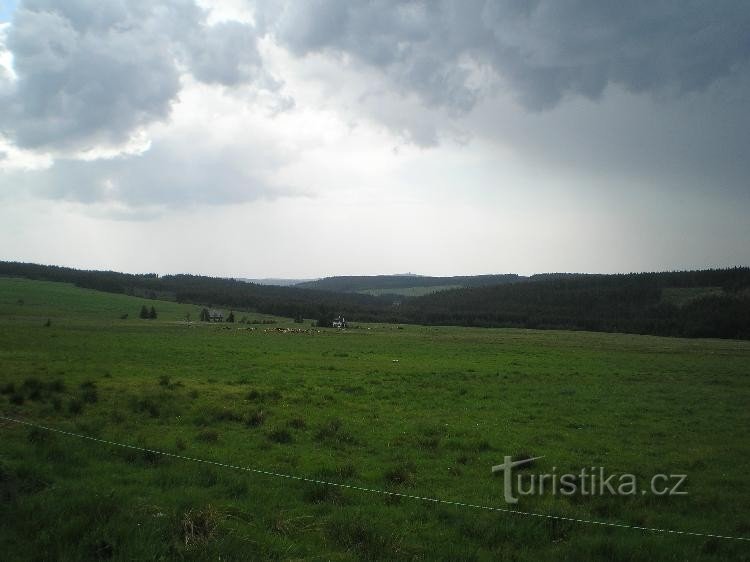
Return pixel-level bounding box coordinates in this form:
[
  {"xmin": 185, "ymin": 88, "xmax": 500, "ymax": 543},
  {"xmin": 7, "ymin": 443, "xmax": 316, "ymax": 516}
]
[{"xmin": 492, "ymin": 456, "xmax": 687, "ymax": 504}]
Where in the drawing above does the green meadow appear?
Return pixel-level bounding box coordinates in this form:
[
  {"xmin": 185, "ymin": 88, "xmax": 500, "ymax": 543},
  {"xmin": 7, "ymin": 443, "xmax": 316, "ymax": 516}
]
[
  {"xmin": 1, "ymin": 277, "xmax": 749, "ymax": 560},
  {"xmin": 356, "ymin": 285, "xmax": 463, "ymax": 297}
]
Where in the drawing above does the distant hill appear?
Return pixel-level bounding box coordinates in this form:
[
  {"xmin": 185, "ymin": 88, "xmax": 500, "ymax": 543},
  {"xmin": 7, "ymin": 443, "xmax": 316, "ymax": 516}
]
[{"xmin": 296, "ymin": 274, "xmax": 524, "ymax": 294}]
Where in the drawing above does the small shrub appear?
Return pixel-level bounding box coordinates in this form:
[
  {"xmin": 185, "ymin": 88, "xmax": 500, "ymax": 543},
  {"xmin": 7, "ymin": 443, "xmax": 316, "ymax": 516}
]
[
  {"xmin": 158, "ymin": 375, "xmax": 171, "ymax": 387},
  {"xmin": 46, "ymin": 379, "xmax": 65, "ymax": 393},
  {"xmin": 51, "ymin": 397, "xmax": 62, "ymax": 411},
  {"xmin": 288, "ymin": 417, "xmax": 307, "ymax": 429},
  {"xmin": 512, "ymin": 451, "xmax": 537, "ymax": 469},
  {"xmin": 268, "ymin": 428, "xmax": 293, "ymax": 444},
  {"xmin": 0, "ymin": 382, "xmax": 15, "ymax": 394},
  {"xmin": 326, "ymin": 517, "xmax": 398, "ymax": 558},
  {"xmin": 22, "ymin": 377, "xmax": 42, "ymax": 391},
  {"xmin": 319, "ymin": 463, "xmax": 358, "ymax": 481},
  {"xmin": 90, "ymin": 540, "xmax": 114, "ymax": 560},
  {"xmin": 176, "ymin": 437, "xmax": 187, "ymax": 451},
  {"xmin": 122, "ymin": 449, "xmax": 165, "ymax": 466},
  {"xmin": 315, "ymin": 418, "xmax": 342, "ymax": 439},
  {"xmin": 9, "ymin": 393, "xmax": 24, "ymax": 405},
  {"xmin": 7, "ymin": 464, "xmax": 49, "ymax": 497},
  {"xmin": 246, "ymin": 389, "xmax": 281, "ymax": 402},
  {"xmin": 417, "ymin": 435, "xmax": 440, "ymax": 451},
  {"xmin": 27, "ymin": 427, "xmax": 51, "ymax": 444},
  {"xmin": 211, "ymin": 407, "xmax": 242, "ymax": 423},
  {"xmin": 80, "ymin": 384, "xmax": 98, "ymax": 404},
  {"xmin": 196, "ymin": 430, "xmax": 219, "ymax": 443},
  {"xmin": 141, "ymin": 451, "xmax": 162, "ymax": 465},
  {"xmin": 475, "ymin": 439, "xmax": 493, "ymax": 452},
  {"xmin": 315, "ymin": 418, "xmax": 356, "ymax": 445},
  {"xmin": 701, "ymin": 538, "xmax": 720, "ymax": 554},
  {"xmin": 304, "ymin": 484, "xmax": 347, "ymax": 505},
  {"xmin": 197, "ymin": 467, "xmax": 219, "ymax": 487},
  {"xmin": 245, "ymin": 409, "xmax": 266, "ymax": 427},
  {"xmin": 132, "ymin": 398, "xmax": 160, "ymax": 418},
  {"xmin": 223, "ymin": 479, "xmax": 249, "ymax": 499},
  {"xmin": 385, "ymin": 462, "xmax": 416, "ymax": 487},
  {"xmin": 68, "ymin": 399, "xmax": 84, "ymax": 415}
]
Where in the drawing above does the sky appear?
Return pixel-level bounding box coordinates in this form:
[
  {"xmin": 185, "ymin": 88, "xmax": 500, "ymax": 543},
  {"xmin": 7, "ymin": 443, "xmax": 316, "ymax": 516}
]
[{"xmin": 0, "ymin": 1, "xmax": 748, "ymax": 278}]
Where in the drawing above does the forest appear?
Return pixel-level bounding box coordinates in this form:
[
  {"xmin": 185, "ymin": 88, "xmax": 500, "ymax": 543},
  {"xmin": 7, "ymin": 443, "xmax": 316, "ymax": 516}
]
[{"xmin": 1, "ymin": 261, "xmax": 748, "ymax": 339}]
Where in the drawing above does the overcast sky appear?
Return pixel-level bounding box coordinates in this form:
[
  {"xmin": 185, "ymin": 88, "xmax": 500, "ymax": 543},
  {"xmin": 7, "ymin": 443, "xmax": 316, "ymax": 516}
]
[{"xmin": 0, "ymin": 1, "xmax": 748, "ymax": 277}]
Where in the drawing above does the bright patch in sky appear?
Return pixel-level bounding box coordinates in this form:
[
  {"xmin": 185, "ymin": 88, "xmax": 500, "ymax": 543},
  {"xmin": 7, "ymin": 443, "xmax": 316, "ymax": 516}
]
[{"xmin": 0, "ymin": 1, "xmax": 16, "ymax": 22}]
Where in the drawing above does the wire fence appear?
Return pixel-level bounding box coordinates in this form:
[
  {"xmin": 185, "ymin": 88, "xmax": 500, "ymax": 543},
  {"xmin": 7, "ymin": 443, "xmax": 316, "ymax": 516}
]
[{"xmin": 1, "ymin": 414, "xmax": 748, "ymax": 543}]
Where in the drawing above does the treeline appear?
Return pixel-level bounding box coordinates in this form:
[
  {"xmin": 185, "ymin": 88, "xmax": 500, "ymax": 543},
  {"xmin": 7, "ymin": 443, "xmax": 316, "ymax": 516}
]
[
  {"xmin": 1, "ymin": 261, "xmax": 749, "ymax": 339},
  {"xmin": 296, "ymin": 273, "xmax": 523, "ymax": 292},
  {"xmin": 399, "ymin": 270, "xmax": 750, "ymax": 339}
]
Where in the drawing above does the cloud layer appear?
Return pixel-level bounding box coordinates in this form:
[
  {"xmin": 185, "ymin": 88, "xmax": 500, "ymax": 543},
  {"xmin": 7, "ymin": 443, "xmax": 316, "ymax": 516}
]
[
  {"xmin": 259, "ymin": 0, "xmax": 750, "ymax": 110},
  {"xmin": 0, "ymin": 0, "xmax": 748, "ymax": 280}
]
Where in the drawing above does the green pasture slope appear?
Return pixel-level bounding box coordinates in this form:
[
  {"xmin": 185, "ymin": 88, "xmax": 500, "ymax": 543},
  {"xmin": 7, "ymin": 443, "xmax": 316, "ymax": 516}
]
[
  {"xmin": 357, "ymin": 284, "xmax": 463, "ymax": 297},
  {"xmin": 1, "ymin": 278, "xmax": 749, "ymax": 560}
]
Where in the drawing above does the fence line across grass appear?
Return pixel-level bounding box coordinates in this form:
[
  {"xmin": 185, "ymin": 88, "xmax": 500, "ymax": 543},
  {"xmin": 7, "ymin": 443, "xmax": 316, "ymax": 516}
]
[{"xmin": 1, "ymin": 414, "xmax": 748, "ymax": 544}]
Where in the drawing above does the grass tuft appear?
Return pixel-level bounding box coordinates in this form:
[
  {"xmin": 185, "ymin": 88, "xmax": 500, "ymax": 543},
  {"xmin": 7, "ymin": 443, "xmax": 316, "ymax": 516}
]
[
  {"xmin": 384, "ymin": 462, "xmax": 416, "ymax": 487},
  {"xmin": 245, "ymin": 409, "xmax": 266, "ymax": 427},
  {"xmin": 196, "ymin": 430, "xmax": 219, "ymax": 443},
  {"xmin": 181, "ymin": 505, "xmax": 222, "ymax": 548},
  {"xmin": 267, "ymin": 428, "xmax": 293, "ymax": 444},
  {"xmin": 315, "ymin": 418, "xmax": 356, "ymax": 445}
]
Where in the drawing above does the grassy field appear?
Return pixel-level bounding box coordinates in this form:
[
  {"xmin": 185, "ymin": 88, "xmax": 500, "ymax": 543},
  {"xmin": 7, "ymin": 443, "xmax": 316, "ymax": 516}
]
[
  {"xmin": 1, "ymin": 277, "xmax": 749, "ymax": 560},
  {"xmin": 356, "ymin": 285, "xmax": 463, "ymax": 297},
  {"xmin": 660, "ymin": 287, "xmax": 726, "ymax": 307}
]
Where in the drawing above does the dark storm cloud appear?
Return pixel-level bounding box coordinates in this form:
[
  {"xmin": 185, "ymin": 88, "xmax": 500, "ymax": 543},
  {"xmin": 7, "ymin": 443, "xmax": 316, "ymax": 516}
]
[
  {"xmin": 256, "ymin": 0, "xmax": 750, "ymax": 194},
  {"xmin": 0, "ymin": 0, "xmax": 263, "ymax": 151},
  {"xmin": 258, "ymin": 0, "xmax": 750, "ymax": 111}
]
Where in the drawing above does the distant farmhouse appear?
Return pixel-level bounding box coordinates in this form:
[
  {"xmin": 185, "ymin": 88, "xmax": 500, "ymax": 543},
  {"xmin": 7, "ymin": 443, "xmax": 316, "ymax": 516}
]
[
  {"xmin": 332, "ymin": 315, "xmax": 347, "ymax": 329},
  {"xmin": 200, "ymin": 308, "xmax": 225, "ymax": 322}
]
